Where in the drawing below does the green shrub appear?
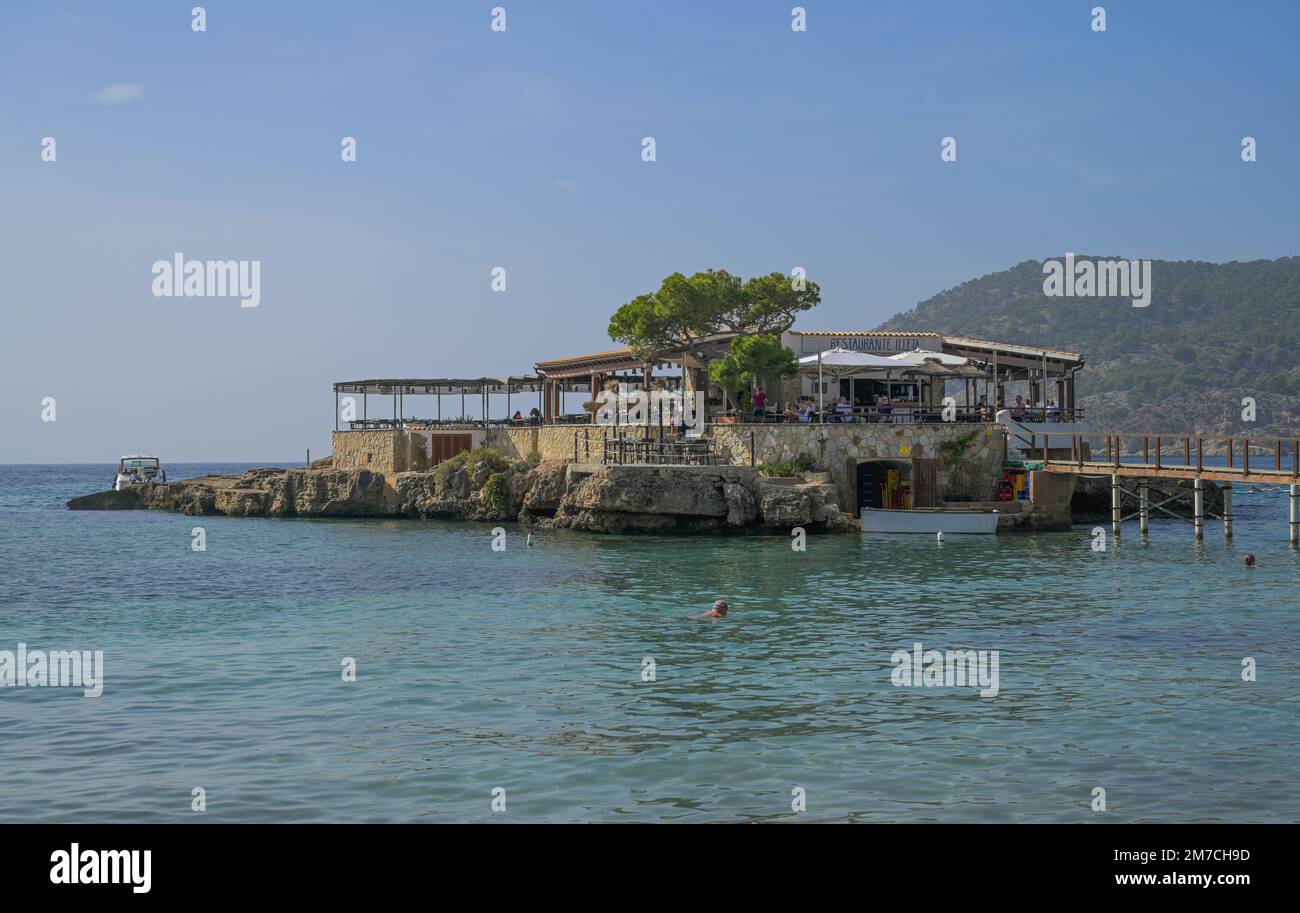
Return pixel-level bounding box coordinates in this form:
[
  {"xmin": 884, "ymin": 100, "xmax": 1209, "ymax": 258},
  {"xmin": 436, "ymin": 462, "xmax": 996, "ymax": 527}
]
[
  {"xmin": 433, "ymin": 451, "xmax": 470, "ymax": 484},
  {"xmin": 473, "ymin": 446, "xmax": 510, "ymax": 469},
  {"xmin": 510, "ymin": 450, "xmax": 543, "ymax": 473},
  {"xmin": 758, "ymin": 453, "xmax": 818, "ymax": 477},
  {"xmin": 480, "ymin": 471, "xmax": 513, "ymax": 515},
  {"xmin": 434, "ymin": 447, "xmax": 510, "ymax": 486}
]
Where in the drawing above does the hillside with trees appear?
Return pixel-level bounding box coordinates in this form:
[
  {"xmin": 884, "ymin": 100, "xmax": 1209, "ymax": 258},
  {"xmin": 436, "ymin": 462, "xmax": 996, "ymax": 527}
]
[{"xmin": 875, "ymin": 256, "xmax": 1300, "ymax": 436}]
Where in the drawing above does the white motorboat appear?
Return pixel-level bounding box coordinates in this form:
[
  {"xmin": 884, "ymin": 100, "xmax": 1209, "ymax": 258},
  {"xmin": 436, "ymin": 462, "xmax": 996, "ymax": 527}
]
[
  {"xmin": 861, "ymin": 506, "xmax": 998, "ymax": 535},
  {"xmin": 113, "ymin": 455, "xmax": 166, "ymax": 491}
]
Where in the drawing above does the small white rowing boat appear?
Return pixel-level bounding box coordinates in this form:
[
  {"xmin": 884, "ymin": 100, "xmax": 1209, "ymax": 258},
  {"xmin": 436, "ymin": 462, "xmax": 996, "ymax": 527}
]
[{"xmin": 861, "ymin": 507, "xmax": 998, "ymax": 535}]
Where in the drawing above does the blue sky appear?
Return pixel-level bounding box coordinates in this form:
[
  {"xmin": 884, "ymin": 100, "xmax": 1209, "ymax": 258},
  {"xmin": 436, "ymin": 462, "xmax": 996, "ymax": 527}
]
[{"xmin": 3, "ymin": 0, "xmax": 1297, "ymax": 461}]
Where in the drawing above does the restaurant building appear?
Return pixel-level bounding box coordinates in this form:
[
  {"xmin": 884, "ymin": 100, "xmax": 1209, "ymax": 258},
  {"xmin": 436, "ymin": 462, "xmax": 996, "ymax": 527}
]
[
  {"xmin": 778, "ymin": 330, "xmax": 1084, "ymax": 421},
  {"xmin": 527, "ymin": 328, "xmax": 1086, "ymax": 424},
  {"xmin": 329, "ymin": 326, "xmax": 1087, "ymax": 523}
]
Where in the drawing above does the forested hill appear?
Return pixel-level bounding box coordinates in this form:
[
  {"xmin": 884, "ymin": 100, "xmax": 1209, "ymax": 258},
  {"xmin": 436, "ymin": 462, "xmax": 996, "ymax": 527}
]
[{"xmin": 875, "ymin": 256, "xmax": 1300, "ymax": 435}]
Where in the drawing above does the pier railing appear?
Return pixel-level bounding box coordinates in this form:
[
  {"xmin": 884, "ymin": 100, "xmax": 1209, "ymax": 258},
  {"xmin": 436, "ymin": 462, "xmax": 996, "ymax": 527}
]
[
  {"xmin": 1034, "ymin": 432, "xmax": 1300, "ymax": 544},
  {"xmin": 1033, "ymin": 432, "xmax": 1300, "ymax": 484}
]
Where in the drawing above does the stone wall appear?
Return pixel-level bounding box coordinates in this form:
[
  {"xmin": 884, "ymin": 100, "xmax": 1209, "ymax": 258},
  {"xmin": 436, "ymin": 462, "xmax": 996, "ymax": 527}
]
[
  {"xmin": 486, "ymin": 426, "xmax": 584, "ymax": 462},
  {"xmin": 339, "ymin": 422, "xmax": 1009, "ymax": 511},
  {"xmin": 1028, "ymin": 470, "xmax": 1077, "ymax": 506},
  {"xmin": 488, "ymin": 421, "xmax": 1007, "ymax": 510},
  {"xmin": 336, "ymin": 425, "xmax": 652, "ymax": 472},
  {"xmin": 332, "ymin": 430, "xmax": 401, "ymax": 474},
  {"xmin": 709, "ymin": 422, "xmax": 1006, "ymax": 508},
  {"xmin": 333, "ymin": 428, "xmax": 486, "ymax": 473}
]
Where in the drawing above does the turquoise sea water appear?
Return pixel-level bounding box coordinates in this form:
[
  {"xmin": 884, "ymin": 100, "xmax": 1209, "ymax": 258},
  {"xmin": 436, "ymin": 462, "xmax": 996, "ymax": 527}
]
[{"xmin": 1, "ymin": 463, "xmax": 1298, "ymax": 823}]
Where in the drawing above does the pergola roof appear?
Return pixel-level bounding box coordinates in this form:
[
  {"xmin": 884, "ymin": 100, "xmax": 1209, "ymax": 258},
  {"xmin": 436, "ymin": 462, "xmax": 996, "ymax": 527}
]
[
  {"xmin": 535, "ymin": 347, "xmax": 637, "ymax": 368},
  {"xmin": 534, "ymin": 348, "xmax": 679, "ymax": 379},
  {"xmin": 333, "ymin": 377, "xmax": 545, "ymax": 396},
  {"xmin": 940, "ymin": 336, "xmax": 1084, "ymax": 370},
  {"xmin": 793, "ymin": 330, "xmax": 945, "ymax": 341},
  {"xmin": 785, "ymin": 330, "xmax": 1083, "ymax": 371}
]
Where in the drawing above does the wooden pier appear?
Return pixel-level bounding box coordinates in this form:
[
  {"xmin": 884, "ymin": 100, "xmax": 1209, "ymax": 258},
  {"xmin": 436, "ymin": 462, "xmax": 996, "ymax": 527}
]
[{"xmin": 1024, "ymin": 432, "xmax": 1300, "ymax": 543}]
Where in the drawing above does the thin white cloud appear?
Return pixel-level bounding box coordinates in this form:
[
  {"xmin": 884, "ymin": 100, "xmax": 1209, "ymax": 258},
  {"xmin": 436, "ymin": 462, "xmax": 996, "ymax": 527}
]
[{"xmin": 93, "ymin": 83, "xmax": 143, "ymax": 105}]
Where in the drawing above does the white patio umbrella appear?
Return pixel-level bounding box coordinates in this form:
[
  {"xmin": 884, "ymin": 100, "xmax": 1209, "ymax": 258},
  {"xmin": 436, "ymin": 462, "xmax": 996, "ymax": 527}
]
[
  {"xmin": 886, "ymin": 348, "xmax": 970, "ymax": 367},
  {"xmin": 887, "ymin": 349, "xmax": 987, "ymax": 387},
  {"xmin": 797, "ymin": 348, "xmax": 899, "ymax": 422},
  {"xmin": 885, "ymin": 349, "xmax": 989, "ymax": 419}
]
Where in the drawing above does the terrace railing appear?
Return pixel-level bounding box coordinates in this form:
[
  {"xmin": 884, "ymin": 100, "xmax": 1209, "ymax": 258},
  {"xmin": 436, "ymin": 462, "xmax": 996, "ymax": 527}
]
[
  {"xmin": 346, "ymin": 418, "xmax": 539, "ymax": 431},
  {"xmin": 716, "ymin": 406, "xmax": 1086, "ymax": 424},
  {"xmin": 596, "ymin": 432, "xmax": 720, "ymax": 466}
]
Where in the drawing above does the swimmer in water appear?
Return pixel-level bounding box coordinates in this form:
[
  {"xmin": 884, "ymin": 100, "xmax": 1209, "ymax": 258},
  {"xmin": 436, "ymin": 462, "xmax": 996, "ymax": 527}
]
[
  {"xmin": 693, "ymin": 599, "xmax": 729, "ymax": 620},
  {"xmin": 1244, "ymin": 554, "xmax": 1257, "ymax": 568}
]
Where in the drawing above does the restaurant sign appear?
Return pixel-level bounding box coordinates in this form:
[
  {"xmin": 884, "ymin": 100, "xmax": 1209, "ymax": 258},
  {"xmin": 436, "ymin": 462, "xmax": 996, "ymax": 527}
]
[{"xmin": 792, "ymin": 333, "xmax": 940, "ymax": 355}]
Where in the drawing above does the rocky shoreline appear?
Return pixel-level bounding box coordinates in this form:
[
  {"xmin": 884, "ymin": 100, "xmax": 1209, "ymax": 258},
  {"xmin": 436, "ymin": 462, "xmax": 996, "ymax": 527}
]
[
  {"xmin": 71, "ymin": 450, "xmax": 1234, "ymax": 534},
  {"xmin": 67, "ymin": 454, "xmax": 859, "ymax": 534}
]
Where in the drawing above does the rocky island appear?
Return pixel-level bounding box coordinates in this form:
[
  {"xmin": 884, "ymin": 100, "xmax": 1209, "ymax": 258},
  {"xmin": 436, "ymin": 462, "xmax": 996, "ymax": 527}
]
[{"xmin": 67, "ymin": 449, "xmax": 859, "ymax": 534}]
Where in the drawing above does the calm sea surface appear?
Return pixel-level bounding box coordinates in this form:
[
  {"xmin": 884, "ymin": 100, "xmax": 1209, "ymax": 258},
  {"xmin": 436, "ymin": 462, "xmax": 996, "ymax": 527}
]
[{"xmin": 1, "ymin": 462, "xmax": 1298, "ymax": 823}]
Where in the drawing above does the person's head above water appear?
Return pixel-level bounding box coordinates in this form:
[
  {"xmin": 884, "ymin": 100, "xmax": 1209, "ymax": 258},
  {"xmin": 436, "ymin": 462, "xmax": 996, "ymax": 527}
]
[
  {"xmin": 692, "ymin": 599, "xmax": 729, "ymax": 620},
  {"xmin": 1244, "ymin": 554, "xmax": 1257, "ymax": 567}
]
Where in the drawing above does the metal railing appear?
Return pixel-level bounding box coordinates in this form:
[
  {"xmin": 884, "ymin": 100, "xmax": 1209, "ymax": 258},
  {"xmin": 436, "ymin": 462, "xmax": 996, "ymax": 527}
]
[
  {"xmin": 597, "ymin": 432, "xmax": 720, "ymax": 466},
  {"xmin": 1035, "ymin": 432, "xmax": 1300, "ymax": 481},
  {"xmin": 344, "ymin": 408, "xmax": 1088, "ymax": 431},
  {"xmin": 346, "ymin": 418, "xmax": 537, "ymax": 430},
  {"xmin": 715, "ymin": 405, "xmax": 1085, "ymax": 424}
]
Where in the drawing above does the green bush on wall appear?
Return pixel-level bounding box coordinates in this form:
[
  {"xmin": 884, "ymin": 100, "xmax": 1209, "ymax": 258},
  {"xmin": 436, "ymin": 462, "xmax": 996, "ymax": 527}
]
[
  {"xmin": 480, "ymin": 472, "xmax": 513, "ymax": 515},
  {"xmin": 757, "ymin": 453, "xmax": 819, "ymax": 477},
  {"xmin": 434, "ymin": 447, "xmax": 511, "ymax": 486},
  {"xmin": 509, "ymin": 450, "xmax": 543, "ymax": 472}
]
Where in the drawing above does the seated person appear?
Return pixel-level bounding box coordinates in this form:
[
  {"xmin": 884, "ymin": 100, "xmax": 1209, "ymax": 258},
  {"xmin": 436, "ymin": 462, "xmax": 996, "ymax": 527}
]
[
  {"xmin": 528, "ymin": 407, "xmax": 542, "ymax": 425},
  {"xmin": 976, "ymin": 395, "xmax": 991, "ymax": 422},
  {"xmin": 832, "ymin": 397, "xmax": 854, "ymax": 422},
  {"xmin": 511, "ymin": 410, "xmax": 524, "ymax": 424},
  {"xmin": 876, "ymin": 394, "xmax": 893, "ymax": 422},
  {"xmin": 798, "ymin": 399, "xmax": 816, "ymax": 422},
  {"xmin": 1046, "ymin": 399, "xmax": 1060, "ymax": 422},
  {"xmin": 784, "ymin": 402, "xmax": 799, "ymax": 423}
]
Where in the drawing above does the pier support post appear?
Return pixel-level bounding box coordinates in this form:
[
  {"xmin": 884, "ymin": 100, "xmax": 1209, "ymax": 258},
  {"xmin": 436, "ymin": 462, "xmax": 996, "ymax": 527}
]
[
  {"xmin": 1222, "ymin": 483, "xmax": 1233, "ymax": 539},
  {"xmin": 1139, "ymin": 480, "xmax": 1149, "ymax": 535},
  {"xmin": 1111, "ymin": 473, "xmax": 1121, "ymax": 537},
  {"xmin": 1291, "ymin": 484, "xmax": 1300, "ymax": 546},
  {"xmin": 1193, "ymin": 478, "xmax": 1204, "ymax": 541}
]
